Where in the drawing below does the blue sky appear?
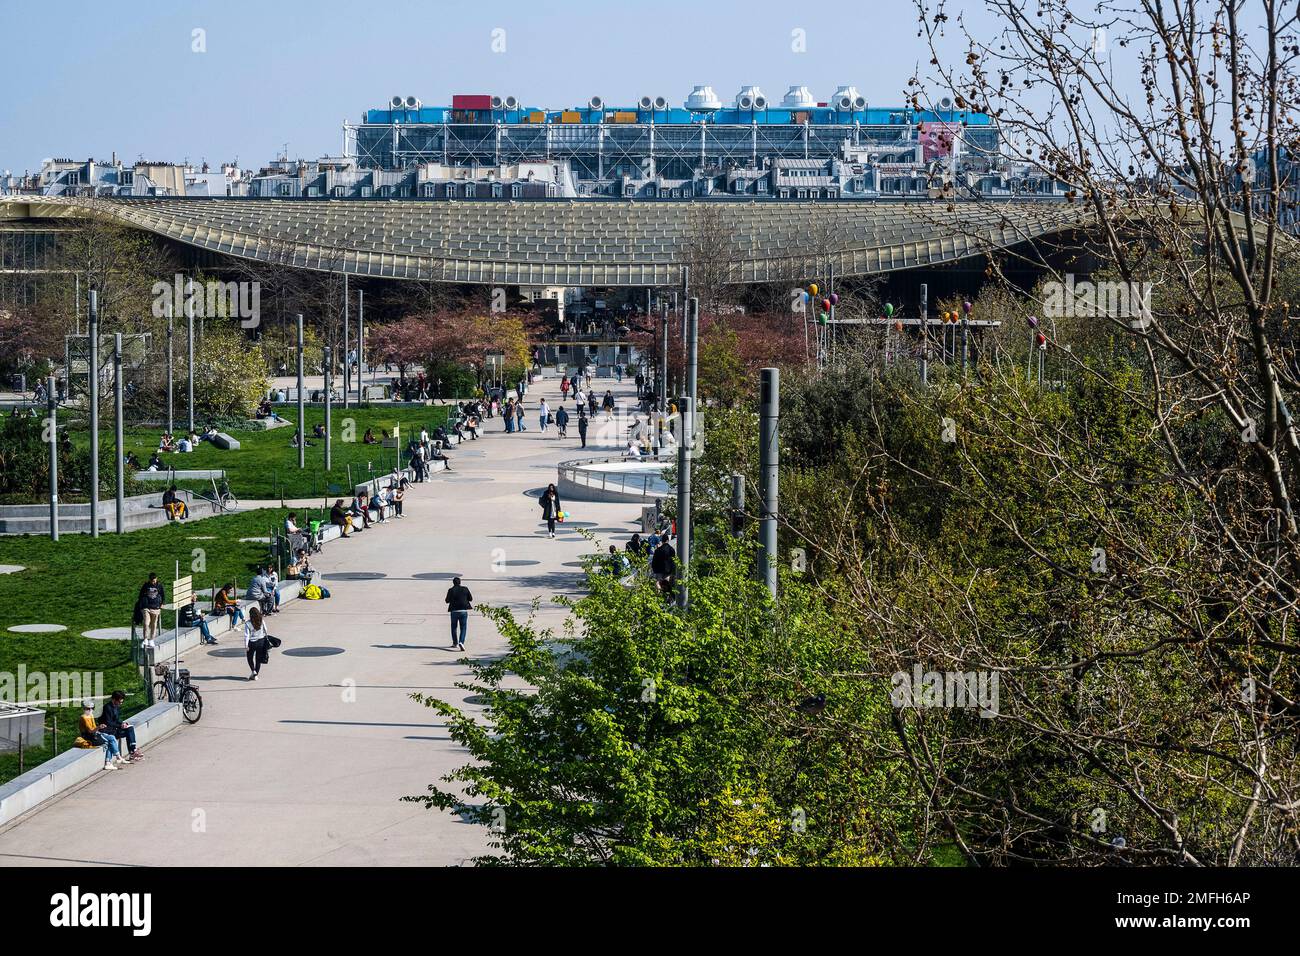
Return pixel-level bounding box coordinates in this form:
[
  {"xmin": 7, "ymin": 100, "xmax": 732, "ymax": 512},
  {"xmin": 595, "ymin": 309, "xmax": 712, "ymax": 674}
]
[{"xmin": 0, "ymin": 0, "xmax": 1027, "ymax": 174}]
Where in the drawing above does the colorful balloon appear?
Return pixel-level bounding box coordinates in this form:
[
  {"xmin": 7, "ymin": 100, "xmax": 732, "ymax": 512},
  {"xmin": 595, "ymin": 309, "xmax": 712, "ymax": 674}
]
[
  {"xmin": 809, "ymin": 283, "xmax": 819, "ymax": 296},
  {"xmin": 1036, "ymin": 332, "xmax": 1047, "ymax": 346},
  {"xmin": 893, "ymin": 320, "xmax": 904, "ymax": 332},
  {"xmin": 963, "ymin": 301, "xmax": 972, "ymax": 314},
  {"xmin": 1028, "ymin": 315, "xmax": 1039, "ymax": 327},
  {"xmin": 830, "ymin": 293, "xmax": 839, "ymax": 306},
  {"xmin": 884, "ymin": 303, "xmax": 894, "ymax": 316},
  {"xmin": 822, "ymin": 299, "xmax": 831, "ymax": 312}
]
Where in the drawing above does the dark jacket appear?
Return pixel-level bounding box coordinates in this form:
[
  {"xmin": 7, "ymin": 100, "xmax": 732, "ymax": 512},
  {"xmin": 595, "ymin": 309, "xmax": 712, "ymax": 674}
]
[
  {"xmin": 555, "ymin": 407, "xmax": 569, "ymax": 426},
  {"xmin": 445, "ymin": 585, "xmax": 474, "ymax": 612},
  {"xmin": 540, "ymin": 492, "xmax": 562, "ymax": 520},
  {"xmin": 137, "ymin": 581, "xmax": 165, "ymax": 611},
  {"xmin": 577, "ymin": 415, "xmax": 588, "ymax": 434},
  {"xmin": 651, "ymin": 542, "xmax": 676, "ymax": 576},
  {"xmin": 100, "ymin": 700, "xmax": 125, "ymax": 737},
  {"xmin": 330, "ymin": 504, "xmax": 347, "ymax": 526}
]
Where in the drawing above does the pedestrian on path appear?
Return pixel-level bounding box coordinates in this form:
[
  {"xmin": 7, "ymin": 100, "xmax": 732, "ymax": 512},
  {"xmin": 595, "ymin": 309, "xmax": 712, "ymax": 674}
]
[
  {"xmin": 515, "ymin": 401, "xmax": 526, "ymax": 432},
  {"xmin": 539, "ymin": 398, "xmax": 550, "ymax": 433},
  {"xmin": 445, "ymin": 577, "xmax": 473, "ymax": 650},
  {"xmin": 577, "ymin": 409, "xmax": 588, "ymax": 448},
  {"xmin": 135, "ymin": 573, "xmax": 165, "ymax": 646},
  {"xmin": 540, "ymin": 483, "xmax": 563, "ymax": 538},
  {"xmin": 244, "ymin": 606, "xmax": 269, "ymax": 681},
  {"xmin": 504, "ymin": 398, "xmax": 515, "ymax": 433},
  {"xmin": 561, "ymin": 376, "xmax": 570, "ymax": 400},
  {"xmin": 555, "ymin": 405, "xmax": 569, "ymax": 438}
]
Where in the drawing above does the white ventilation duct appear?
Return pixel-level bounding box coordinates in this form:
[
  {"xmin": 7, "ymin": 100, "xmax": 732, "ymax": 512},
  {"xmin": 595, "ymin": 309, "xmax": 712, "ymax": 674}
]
[
  {"xmin": 639, "ymin": 95, "xmax": 654, "ymax": 110},
  {"xmin": 832, "ymin": 86, "xmax": 861, "ymax": 111},
  {"xmin": 404, "ymin": 95, "xmax": 421, "ymax": 110},
  {"xmin": 491, "ymin": 95, "xmax": 504, "ymax": 109},
  {"xmin": 589, "ymin": 95, "xmax": 604, "ymax": 111},
  {"xmin": 503, "ymin": 95, "xmax": 519, "ymax": 110},
  {"xmin": 684, "ymin": 85, "xmax": 722, "ymax": 112},
  {"xmin": 653, "ymin": 95, "xmax": 668, "ymax": 111},
  {"xmin": 735, "ymin": 85, "xmax": 766, "ymax": 110},
  {"xmin": 390, "ymin": 95, "xmax": 404, "ymax": 109},
  {"xmin": 854, "ymin": 95, "xmax": 866, "ymax": 110},
  {"xmin": 937, "ymin": 95, "xmax": 955, "ymax": 111},
  {"xmin": 781, "ymin": 85, "xmax": 816, "ymax": 109}
]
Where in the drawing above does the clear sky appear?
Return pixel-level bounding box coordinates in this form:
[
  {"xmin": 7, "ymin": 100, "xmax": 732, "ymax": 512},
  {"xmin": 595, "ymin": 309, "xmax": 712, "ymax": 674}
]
[{"xmin": 0, "ymin": 0, "xmax": 1030, "ymax": 175}]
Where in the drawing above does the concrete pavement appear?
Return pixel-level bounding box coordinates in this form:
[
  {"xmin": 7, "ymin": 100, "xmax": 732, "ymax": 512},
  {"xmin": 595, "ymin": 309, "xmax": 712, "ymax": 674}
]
[{"xmin": 0, "ymin": 373, "xmax": 654, "ymax": 866}]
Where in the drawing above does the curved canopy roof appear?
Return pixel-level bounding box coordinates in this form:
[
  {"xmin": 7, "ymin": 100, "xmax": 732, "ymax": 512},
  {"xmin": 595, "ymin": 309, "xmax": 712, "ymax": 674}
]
[{"xmin": 0, "ymin": 195, "xmax": 1087, "ymax": 286}]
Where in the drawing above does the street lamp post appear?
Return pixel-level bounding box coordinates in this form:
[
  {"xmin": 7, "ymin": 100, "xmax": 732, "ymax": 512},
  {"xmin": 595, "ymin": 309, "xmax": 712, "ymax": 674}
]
[
  {"xmin": 296, "ymin": 313, "xmax": 305, "ymax": 469},
  {"xmin": 88, "ymin": 290, "xmax": 100, "ymax": 538},
  {"xmin": 47, "ymin": 375, "xmax": 58, "ymax": 541},
  {"xmin": 113, "ymin": 333, "xmax": 124, "ymax": 534}
]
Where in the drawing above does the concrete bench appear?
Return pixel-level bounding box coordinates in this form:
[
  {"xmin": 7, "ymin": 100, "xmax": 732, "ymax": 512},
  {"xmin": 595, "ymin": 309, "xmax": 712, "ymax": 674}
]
[
  {"xmin": 212, "ymin": 432, "xmax": 241, "ymax": 451},
  {"xmin": 0, "ymin": 702, "xmax": 182, "ymax": 827},
  {"xmin": 148, "ymin": 580, "xmax": 303, "ymax": 664}
]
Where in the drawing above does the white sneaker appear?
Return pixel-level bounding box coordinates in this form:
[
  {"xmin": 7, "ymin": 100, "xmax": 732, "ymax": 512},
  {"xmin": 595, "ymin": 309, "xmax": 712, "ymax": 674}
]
[{"xmin": 102, "ymin": 763, "xmax": 116, "ymax": 771}]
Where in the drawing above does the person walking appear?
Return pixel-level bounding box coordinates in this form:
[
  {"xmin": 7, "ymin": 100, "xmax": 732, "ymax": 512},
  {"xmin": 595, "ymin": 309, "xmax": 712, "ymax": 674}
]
[
  {"xmin": 635, "ymin": 370, "xmax": 644, "ymax": 397},
  {"xmin": 602, "ymin": 389, "xmax": 616, "ymax": 419},
  {"xmin": 577, "ymin": 408, "xmax": 589, "ymax": 449},
  {"xmin": 560, "ymin": 376, "xmax": 570, "ymax": 401},
  {"xmin": 540, "ymin": 483, "xmax": 563, "ymax": 538},
  {"xmin": 244, "ymin": 605, "xmax": 269, "ymax": 681},
  {"xmin": 514, "ymin": 400, "xmax": 526, "ymax": 432},
  {"xmin": 539, "ymin": 398, "xmax": 550, "ymax": 433},
  {"xmin": 504, "ymin": 398, "xmax": 515, "ymax": 433},
  {"xmin": 135, "ymin": 573, "xmax": 165, "ymax": 646},
  {"xmin": 587, "ymin": 391, "xmax": 598, "ymax": 417},
  {"xmin": 555, "ymin": 404, "xmax": 569, "ymax": 438},
  {"xmin": 445, "ymin": 576, "xmax": 473, "ymax": 650},
  {"xmin": 615, "ymin": 364, "xmax": 623, "ymax": 384}
]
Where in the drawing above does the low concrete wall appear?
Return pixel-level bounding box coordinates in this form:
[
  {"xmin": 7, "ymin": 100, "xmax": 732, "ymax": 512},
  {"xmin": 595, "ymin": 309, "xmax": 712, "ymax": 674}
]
[{"xmin": 0, "ymin": 702, "xmax": 182, "ymax": 828}]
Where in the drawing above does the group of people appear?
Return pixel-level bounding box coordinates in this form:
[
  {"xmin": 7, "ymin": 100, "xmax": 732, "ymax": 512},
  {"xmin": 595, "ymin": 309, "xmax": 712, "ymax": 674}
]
[
  {"xmin": 329, "ymin": 473, "xmax": 408, "ymax": 538},
  {"xmin": 74, "ymin": 691, "xmax": 144, "ymax": 770}
]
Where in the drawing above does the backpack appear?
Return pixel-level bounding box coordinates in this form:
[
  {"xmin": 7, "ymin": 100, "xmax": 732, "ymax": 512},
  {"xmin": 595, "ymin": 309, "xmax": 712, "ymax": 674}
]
[{"xmin": 303, "ymin": 583, "xmax": 323, "ymax": 600}]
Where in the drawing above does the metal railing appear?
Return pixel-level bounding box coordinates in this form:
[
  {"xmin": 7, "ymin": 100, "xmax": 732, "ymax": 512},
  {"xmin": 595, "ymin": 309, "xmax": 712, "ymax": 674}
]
[{"xmin": 557, "ymin": 456, "xmax": 671, "ymax": 499}]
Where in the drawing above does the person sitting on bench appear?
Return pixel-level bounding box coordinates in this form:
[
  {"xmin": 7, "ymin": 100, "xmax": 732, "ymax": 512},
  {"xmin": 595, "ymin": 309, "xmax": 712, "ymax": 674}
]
[
  {"xmin": 350, "ymin": 493, "xmax": 374, "ymax": 529},
  {"xmin": 100, "ymin": 691, "xmax": 143, "ymax": 762},
  {"xmin": 214, "ymin": 583, "xmax": 245, "ymax": 625},
  {"xmin": 330, "ymin": 499, "xmax": 353, "ymax": 537},
  {"xmin": 74, "ymin": 700, "xmax": 122, "ymax": 769},
  {"xmin": 248, "ymin": 566, "xmax": 279, "ymax": 615},
  {"xmin": 179, "ymin": 594, "xmax": 217, "ymax": 645},
  {"xmin": 162, "ymin": 485, "xmax": 188, "ymax": 520}
]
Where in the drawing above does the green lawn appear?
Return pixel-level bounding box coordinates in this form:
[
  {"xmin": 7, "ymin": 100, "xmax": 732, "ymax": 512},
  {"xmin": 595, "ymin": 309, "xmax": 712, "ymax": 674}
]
[
  {"xmin": 0, "ymin": 507, "xmax": 296, "ymax": 784},
  {"xmin": 70, "ymin": 404, "xmax": 450, "ymax": 501}
]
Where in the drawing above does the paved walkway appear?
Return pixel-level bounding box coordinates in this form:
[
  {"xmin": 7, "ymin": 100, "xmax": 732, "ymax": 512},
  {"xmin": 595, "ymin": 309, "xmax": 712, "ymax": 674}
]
[{"xmin": 0, "ymin": 373, "xmax": 655, "ymax": 866}]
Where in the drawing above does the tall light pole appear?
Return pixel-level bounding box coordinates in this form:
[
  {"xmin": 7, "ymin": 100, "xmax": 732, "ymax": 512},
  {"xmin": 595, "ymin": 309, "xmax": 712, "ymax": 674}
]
[
  {"xmin": 296, "ymin": 313, "xmax": 305, "ymax": 469},
  {"xmin": 675, "ymin": 394, "xmax": 693, "ymax": 611},
  {"xmin": 88, "ymin": 290, "xmax": 100, "ymax": 538},
  {"xmin": 357, "ymin": 288, "xmax": 365, "ymax": 403},
  {"xmin": 47, "ymin": 375, "xmax": 58, "ymax": 542},
  {"xmin": 658, "ymin": 300, "xmax": 668, "ymax": 414},
  {"xmin": 166, "ymin": 300, "xmax": 174, "ymax": 435},
  {"xmin": 186, "ymin": 284, "xmax": 195, "ymax": 434},
  {"xmin": 323, "ymin": 345, "xmax": 333, "ymax": 472},
  {"xmin": 113, "ymin": 332, "xmax": 124, "ymax": 534},
  {"xmin": 343, "ymin": 274, "xmax": 350, "ymax": 409},
  {"xmin": 759, "ymin": 367, "xmax": 780, "ymax": 598},
  {"xmin": 686, "ymin": 296, "xmax": 699, "ymax": 426}
]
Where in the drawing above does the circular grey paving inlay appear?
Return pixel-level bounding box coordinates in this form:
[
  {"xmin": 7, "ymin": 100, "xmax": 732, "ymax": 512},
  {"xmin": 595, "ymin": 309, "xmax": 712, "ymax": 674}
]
[
  {"xmin": 324, "ymin": 571, "xmax": 388, "ymax": 580},
  {"xmin": 589, "ymin": 527, "xmax": 637, "ymax": 533},
  {"xmin": 84, "ymin": 626, "xmax": 134, "ymax": 641},
  {"xmin": 502, "ymin": 559, "xmax": 541, "ymax": 566},
  {"xmin": 412, "ymin": 572, "xmax": 464, "ymax": 580},
  {"xmin": 7, "ymin": 623, "xmax": 66, "ymax": 634},
  {"xmin": 209, "ymin": 648, "xmax": 246, "ymax": 658},
  {"xmin": 282, "ymin": 646, "xmax": 345, "ymax": 657},
  {"xmin": 0, "ymin": 565, "xmax": 27, "ymax": 574},
  {"xmin": 239, "ymin": 536, "xmax": 271, "ymax": 543}
]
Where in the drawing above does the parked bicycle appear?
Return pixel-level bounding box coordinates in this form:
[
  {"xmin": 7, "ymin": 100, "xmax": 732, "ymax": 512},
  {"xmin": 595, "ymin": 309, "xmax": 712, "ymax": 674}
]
[{"xmin": 153, "ymin": 660, "xmax": 203, "ymax": 723}]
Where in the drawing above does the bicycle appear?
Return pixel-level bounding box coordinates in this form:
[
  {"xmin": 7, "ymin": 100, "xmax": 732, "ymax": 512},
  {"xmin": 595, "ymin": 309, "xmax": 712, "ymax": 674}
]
[
  {"xmin": 204, "ymin": 475, "xmax": 238, "ymax": 512},
  {"xmin": 153, "ymin": 660, "xmax": 203, "ymax": 724}
]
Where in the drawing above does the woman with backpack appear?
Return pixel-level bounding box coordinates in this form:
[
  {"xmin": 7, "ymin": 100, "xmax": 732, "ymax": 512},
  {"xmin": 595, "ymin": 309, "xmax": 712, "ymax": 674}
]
[
  {"xmin": 244, "ymin": 606, "xmax": 269, "ymax": 681},
  {"xmin": 539, "ymin": 483, "xmax": 563, "ymax": 539}
]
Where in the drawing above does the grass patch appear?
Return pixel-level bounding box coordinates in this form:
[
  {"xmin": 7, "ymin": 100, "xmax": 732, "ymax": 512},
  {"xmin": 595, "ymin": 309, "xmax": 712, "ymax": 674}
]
[
  {"xmin": 69, "ymin": 404, "xmax": 449, "ymax": 500},
  {"xmin": 0, "ymin": 507, "xmax": 295, "ymax": 784}
]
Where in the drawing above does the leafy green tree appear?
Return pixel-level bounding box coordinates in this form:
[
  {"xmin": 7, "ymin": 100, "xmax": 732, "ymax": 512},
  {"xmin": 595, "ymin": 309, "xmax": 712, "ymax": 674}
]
[
  {"xmin": 191, "ymin": 328, "xmax": 270, "ymax": 419},
  {"xmin": 407, "ymin": 549, "xmax": 915, "ymax": 866}
]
